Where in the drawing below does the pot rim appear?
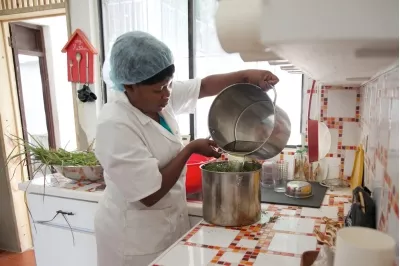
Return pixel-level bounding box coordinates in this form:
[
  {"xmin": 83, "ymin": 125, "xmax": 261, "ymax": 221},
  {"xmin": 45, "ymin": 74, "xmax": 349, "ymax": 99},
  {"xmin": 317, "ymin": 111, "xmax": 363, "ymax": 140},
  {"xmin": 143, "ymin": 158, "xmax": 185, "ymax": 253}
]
[{"xmin": 200, "ymin": 160, "xmax": 262, "ymax": 174}]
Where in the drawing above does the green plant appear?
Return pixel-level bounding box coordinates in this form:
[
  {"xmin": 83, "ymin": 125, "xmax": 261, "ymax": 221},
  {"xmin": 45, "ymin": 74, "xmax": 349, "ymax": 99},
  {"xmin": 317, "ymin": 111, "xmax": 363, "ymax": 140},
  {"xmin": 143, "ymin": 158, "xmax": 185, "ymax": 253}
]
[
  {"xmin": 202, "ymin": 161, "xmax": 261, "ymax": 172},
  {"xmin": 6, "ymin": 134, "xmax": 99, "ymax": 180}
]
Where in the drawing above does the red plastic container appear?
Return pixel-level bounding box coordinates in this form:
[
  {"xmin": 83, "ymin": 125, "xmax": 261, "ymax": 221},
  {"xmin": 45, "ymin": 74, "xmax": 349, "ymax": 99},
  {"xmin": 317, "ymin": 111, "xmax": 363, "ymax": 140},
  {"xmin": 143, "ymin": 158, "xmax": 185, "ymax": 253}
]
[{"xmin": 185, "ymin": 154, "xmax": 211, "ymax": 194}]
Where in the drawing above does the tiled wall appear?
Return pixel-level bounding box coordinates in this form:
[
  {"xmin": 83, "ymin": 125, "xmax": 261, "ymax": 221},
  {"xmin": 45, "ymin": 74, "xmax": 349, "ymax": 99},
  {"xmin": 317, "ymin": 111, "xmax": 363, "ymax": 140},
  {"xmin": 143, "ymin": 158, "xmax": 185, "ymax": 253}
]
[
  {"xmin": 276, "ymin": 68, "xmax": 399, "ymax": 258},
  {"xmin": 315, "ymin": 85, "xmax": 360, "ymax": 180},
  {"xmin": 359, "ymin": 65, "xmax": 399, "ymax": 256},
  {"xmin": 277, "ymin": 77, "xmax": 361, "ymax": 181}
]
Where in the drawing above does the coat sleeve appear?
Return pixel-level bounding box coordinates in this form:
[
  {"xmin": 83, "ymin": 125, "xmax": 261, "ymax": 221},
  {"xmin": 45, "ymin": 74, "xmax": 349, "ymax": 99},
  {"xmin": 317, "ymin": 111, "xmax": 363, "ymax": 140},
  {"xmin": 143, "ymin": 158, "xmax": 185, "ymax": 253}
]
[
  {"xmin": 169, "ymin": 78, "xmax": 201, "ymax": 115},
  {"xmin": 95, "ymin": 120, "xmax": 162, "ymax": 202}
]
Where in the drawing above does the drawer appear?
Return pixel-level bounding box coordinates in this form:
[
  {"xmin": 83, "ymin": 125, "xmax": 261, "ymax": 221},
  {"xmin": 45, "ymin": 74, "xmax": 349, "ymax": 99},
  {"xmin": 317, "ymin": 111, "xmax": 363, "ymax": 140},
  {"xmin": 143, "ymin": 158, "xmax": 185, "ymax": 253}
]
[
  {"xmin": 33, "ymin": 223, "xmax": 97, "ymax": 266},
  {"xmin": 27, "ymin": 193, "xmax": 98, "ymax": 232}
]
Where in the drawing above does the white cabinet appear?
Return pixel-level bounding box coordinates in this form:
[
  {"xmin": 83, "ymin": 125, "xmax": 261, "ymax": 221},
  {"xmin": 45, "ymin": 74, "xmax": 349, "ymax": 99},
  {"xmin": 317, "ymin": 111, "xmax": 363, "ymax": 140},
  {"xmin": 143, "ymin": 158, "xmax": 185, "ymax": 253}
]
[
  {"xmin": 27, "ymin": 194, "xmax": 98, "ymax": 231},
  {"xmin": 216, "ymin": 0, "xmax": 399, "ymax": 85},
  {"xmin": 32, "ymin": 223, "xmax": 97, "ymax": 266},
  {"xmin": 27, "ymin": 193, "xmax": 98, "ymax": 266},
  {"xmin": 24, "ymin": 191, "xmax": 205, "ymax": 266}
]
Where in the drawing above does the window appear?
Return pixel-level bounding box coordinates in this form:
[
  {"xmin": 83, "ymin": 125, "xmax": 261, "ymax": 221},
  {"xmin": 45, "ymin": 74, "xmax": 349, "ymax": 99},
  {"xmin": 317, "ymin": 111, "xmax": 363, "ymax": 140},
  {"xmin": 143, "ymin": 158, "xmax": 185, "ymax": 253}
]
[
  {"xmin": 194, "ymin": 0, "xmax": 302, "ymax": 145},
  {"xmin": 102, "ymin": 0, "xmax": 191, "ymax": 135},
  {"xmin": 100, "ymin": 0, "xmax": 303, "ymax": 145}
]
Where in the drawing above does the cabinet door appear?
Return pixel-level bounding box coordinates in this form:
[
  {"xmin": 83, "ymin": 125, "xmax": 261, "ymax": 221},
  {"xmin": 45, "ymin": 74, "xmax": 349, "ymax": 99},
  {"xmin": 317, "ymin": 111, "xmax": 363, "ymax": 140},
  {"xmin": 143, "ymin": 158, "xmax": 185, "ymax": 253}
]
[{"xmin": 32, "ymin": 223, "xmax": 97, "ymax": 266}]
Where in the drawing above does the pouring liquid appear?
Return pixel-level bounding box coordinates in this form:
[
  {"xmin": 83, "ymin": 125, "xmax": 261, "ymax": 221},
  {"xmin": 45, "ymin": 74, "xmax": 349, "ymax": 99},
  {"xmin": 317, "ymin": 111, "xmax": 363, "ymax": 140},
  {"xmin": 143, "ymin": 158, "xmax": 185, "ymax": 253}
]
[
  {"xmin": 223, "ymin": 140, "xmax": 264, "ymax": 154},
  {"xmin": 223, "ymin": 140, "xmax": 264, "ymax": 171},
  {"xmin": 224, "ymin": 153, "xmax": 255, "ymax": 172}
]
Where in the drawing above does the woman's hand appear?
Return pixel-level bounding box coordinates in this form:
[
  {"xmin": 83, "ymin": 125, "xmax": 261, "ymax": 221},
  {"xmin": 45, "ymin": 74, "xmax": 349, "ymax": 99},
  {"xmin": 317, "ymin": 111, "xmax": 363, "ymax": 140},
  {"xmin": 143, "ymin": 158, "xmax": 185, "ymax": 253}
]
[
  {"xmin": 244, "ymin": 70, "xmax": 279, "ymax": 91},
  {"xmin": 187, "ymin": 139, "xmax": 221, "ymax": 158}
]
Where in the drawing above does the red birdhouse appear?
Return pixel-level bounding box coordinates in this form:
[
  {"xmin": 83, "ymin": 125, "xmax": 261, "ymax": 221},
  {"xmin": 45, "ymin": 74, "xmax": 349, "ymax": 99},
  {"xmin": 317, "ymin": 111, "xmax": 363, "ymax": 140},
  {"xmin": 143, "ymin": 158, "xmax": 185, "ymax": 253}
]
[{"xmin": 62, "ymin": 29, "xmax": 98, "ymax": 84}]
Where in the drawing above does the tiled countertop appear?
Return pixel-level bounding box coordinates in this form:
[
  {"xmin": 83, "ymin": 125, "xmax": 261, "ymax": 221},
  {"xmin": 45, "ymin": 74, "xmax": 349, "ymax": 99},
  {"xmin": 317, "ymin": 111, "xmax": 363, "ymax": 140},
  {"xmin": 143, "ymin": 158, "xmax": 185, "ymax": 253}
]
[
  {"xmin": 18, "ymin": 174, "xmax": 104, "ymax": 202},
  {"xmin": 19, "ymin": 175, "xmax": 353, "ymax": 266},
  {"xmin": 151, "ymin": 190, "xmax": 352, "ymax": 266}
]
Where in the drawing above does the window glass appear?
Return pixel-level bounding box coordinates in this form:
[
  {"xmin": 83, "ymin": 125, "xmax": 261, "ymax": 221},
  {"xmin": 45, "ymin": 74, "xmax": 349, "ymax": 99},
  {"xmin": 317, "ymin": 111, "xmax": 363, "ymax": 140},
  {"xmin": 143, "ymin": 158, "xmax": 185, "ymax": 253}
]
[
  {"xmin": 102, "ymin": 0, "xmax": 190, "ymax": 134},
  {"xmin": 194, "ymin": 0, "xmax": 302, "ymax": 145}
]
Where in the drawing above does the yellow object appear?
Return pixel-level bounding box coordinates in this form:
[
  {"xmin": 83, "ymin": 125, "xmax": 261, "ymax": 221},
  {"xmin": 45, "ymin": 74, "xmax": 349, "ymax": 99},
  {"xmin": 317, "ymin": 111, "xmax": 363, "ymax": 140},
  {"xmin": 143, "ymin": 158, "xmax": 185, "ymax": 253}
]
[{"xmin": 350, "ymin": 145, "xmax": 364, "ymax": 189}]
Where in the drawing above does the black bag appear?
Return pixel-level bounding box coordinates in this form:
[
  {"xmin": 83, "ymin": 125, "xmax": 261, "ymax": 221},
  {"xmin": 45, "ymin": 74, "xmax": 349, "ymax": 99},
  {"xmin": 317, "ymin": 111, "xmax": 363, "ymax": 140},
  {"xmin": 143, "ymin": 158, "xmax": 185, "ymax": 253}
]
[{"xmin": 344, "ymin": 186, "xmax": 376, "ymax": 229}]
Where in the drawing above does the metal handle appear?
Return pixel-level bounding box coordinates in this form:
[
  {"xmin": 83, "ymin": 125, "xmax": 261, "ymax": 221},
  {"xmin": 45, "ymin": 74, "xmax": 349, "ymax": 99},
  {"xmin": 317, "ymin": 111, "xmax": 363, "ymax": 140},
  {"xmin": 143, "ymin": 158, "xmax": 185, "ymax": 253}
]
[
  {"xmin": 259, "ymin": 82, "xmax": 277, "ymax": 105},
  {"xmin": 267, "ymin": 83, "xmax": 277, "ymax": 106}
]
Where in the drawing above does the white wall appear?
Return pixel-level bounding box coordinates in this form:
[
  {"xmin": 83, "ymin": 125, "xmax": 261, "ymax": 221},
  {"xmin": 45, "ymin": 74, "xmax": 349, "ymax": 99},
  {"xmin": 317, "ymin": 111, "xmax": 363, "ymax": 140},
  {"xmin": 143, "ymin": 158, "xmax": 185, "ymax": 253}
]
[
  {"xmin": 68, "ymin": 0, "xmax": 103, "ymax": 149},
  {"xmin": 23, "ymin": 16, "xmax": 77, "ymax": 151}
]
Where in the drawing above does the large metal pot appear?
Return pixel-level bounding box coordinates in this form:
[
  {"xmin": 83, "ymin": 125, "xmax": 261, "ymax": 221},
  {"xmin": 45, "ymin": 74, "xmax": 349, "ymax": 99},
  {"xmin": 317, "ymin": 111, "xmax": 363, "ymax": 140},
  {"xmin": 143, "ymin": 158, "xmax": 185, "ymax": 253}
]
[
  {"xmin": 208, "ymin": 83, "xmax": 291, "ymax": 160},
  {"xmin": 201, "ymin": 161, "xmax": 262, "ymax": 227}
]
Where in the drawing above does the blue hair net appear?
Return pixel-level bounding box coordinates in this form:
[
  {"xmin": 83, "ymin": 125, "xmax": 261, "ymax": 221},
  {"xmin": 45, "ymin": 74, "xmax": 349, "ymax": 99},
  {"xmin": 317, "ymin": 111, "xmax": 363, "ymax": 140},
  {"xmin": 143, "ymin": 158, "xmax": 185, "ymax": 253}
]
[{"xmin": 107, "ymin": 31, "xmax": 174, "ymax": 91}]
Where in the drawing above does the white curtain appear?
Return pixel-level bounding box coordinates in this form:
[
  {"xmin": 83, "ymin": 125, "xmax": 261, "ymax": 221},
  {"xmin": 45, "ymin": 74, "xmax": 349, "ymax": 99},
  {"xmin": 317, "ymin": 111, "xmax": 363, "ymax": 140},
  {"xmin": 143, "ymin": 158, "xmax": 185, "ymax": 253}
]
[{"xmin": 101, "ymin": 0, "xmax": 190, "ymax": 134}]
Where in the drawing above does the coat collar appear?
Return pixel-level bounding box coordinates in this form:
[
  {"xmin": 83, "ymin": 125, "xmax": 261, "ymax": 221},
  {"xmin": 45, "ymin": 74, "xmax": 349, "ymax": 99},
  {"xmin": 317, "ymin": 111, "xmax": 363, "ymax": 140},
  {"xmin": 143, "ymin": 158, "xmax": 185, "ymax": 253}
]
[
  {"xmin": 118, "ymin": 93, "xmax": 152, "ymax": 125},
  {"xmin": 118, "ymin": 93, "xmax": 182, "ymax": 144}
]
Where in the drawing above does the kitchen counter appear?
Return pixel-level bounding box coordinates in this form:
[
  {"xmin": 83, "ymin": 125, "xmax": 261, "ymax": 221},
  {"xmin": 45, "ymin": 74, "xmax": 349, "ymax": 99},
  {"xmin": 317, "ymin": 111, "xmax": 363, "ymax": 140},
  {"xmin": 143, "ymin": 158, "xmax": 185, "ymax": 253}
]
[
  {"xmin": 19, "ymin": 175, "xmax": 352, "ymax": 266},
  {"xmin": 17, "ymin": 175, "xmax": 213, "ymax": 218},
  {"xmin": 151, "ymin": 190, "xmax": 352, "ymax": 266},
  {"xmin": 18, "ymin": 174, "xmax": 104, "ymax": 202}
]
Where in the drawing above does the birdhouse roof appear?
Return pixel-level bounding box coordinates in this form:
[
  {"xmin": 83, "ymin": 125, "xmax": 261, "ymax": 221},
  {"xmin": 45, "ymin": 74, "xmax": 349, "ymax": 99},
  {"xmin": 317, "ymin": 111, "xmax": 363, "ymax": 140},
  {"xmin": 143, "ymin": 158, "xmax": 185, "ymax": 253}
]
[{"xmin": 61, "ymin": 29, "xmax": 98, "ymax": 54}]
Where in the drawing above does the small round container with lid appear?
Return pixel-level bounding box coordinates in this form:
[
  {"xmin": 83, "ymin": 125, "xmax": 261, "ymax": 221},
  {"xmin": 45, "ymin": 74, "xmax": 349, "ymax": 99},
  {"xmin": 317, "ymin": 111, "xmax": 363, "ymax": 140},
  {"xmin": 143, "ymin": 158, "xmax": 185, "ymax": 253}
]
[{"xmin": 261, "ymin": 160, "xmax": 277, "ymax": 188}]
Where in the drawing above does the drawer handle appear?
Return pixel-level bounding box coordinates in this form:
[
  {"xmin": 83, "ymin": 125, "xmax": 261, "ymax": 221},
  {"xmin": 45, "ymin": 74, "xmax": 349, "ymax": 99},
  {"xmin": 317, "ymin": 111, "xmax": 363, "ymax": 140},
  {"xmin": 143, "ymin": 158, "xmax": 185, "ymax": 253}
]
[{"xmin": 37, "ymin": 210, "xmax": 76, "ymax": 245}]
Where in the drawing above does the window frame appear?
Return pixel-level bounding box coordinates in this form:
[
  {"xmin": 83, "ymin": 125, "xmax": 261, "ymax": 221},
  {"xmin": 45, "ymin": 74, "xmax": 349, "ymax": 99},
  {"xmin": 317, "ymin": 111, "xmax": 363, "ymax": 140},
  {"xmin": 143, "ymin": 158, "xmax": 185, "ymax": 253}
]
[{"xmin": 98, "ymin": 0, "xmax": 304, "ymax": 148}]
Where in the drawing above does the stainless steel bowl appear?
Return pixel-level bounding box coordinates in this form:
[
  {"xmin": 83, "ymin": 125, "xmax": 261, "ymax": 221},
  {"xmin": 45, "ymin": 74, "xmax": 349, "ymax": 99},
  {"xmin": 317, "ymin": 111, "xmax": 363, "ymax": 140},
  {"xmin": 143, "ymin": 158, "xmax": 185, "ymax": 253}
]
[
  {"xmin": 53, "ymin": 165, "xmax": 104, "ymax": 182},
  {"xmin": 285, "ymin": 180, "xmax": 313, "ymax": 199},
  {"xmin": 208, "ymin": 83, "xmax": 291, "ymax": 160}
]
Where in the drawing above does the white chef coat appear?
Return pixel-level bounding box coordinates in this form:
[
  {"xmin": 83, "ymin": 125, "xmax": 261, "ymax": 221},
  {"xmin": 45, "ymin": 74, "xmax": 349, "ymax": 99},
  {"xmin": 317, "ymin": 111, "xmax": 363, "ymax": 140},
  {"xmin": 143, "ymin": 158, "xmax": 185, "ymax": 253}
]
[{"xmin": 94, "ymin": 78, "xmax": 201, "ymax": 266}]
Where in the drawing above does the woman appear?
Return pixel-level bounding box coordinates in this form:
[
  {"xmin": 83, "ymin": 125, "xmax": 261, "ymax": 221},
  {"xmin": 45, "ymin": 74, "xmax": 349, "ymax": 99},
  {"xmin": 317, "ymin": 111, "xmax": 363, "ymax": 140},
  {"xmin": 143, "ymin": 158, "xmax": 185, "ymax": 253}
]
[{"xmin": 95, "ymin": 31, "xmax": 279, "ymax": 266}]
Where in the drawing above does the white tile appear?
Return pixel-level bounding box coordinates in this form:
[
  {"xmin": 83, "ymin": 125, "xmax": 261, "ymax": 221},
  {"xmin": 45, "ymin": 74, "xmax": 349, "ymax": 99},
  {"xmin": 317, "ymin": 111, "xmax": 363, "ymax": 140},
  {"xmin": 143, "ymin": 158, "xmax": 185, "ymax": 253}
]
[
  {"xmin": 268, "ymin": 233, "xmax": 317, "ymax": 254},
  {"xmin": 327, "ymin": 89, "xmax": 357, "ymax": 118},
  {"xmin": 261, "ymin": 203, "xmax": 270, "ymax": 210},
  {"xmin": 387, "ymin": 210, "xmax": 399, "ymax": 258},
  {"xmin": 253, "ymin": 253, "xmax": 301, "ymax": 266},
  {"xmin": 387, "ymin": 148, "xmax": 399, "ymax": 195},
  {"xmin": 375, "ymin": 159, "xmax": 385, "ymax": 183},
  {"xmin": 325, "ymin": 188, "xmax": 352, "ymax": 196},
  {"xmin": 379, "ymin": 97, "xmax": 392, "ymax": 124},
  {"xmin": 334, "ymin": 197, "xmax": 350, "ymax": 204},
  {"xmin": 273, "ymin": 217, "xmax": 315, "ymax": 234},
  {"xmin": 236, "ymin": 239, "xmax": 259, "ymax": 249},
  {"xmin": 387, "ymin": 99, "xmax": 399, "ymax": 191},
  {"xmin": 378, "ymin": 123, "xmax": 390, "ymax": 151},
  {"xmin": 390, "ymin": 98, "xmax": 399, "ymax": 125},
  {"xmin": 378, "ymin": 185, "xmax": 390, "ymax": 225},
  {"xmin": 342, "ymin": 122, "xmax": 360, "ymax": 146},
  {"xmin": 317, "ymin": 159, "xmax": 329, "ymax": 180},
  {"xmin": 322, "ymin": 195, "xmax": 330, "ymax": 205},
  {"xmin": 280, "ymin": 209, "xmax": 297, "ymax": 216},
  {"xmin": 329, "ymin": 129, "xmax": 339, "ymax": 154},
  {"xmin": 156, "ymin": 244, "xmax": 218, "ymax": 266},
  {"xmin": 276, "ymin": 205, "xmax": 290, "ymax": 210},
  {"xmin": 364, "ymin": 161, "xmax": 372, "ymax": 189},
  {"xmin": 219, "ymin": 252, "xmax": 244, "ymax": 263},
  {"xmin": 343, "ymin": 150, "xmax": 356, "ymax": 177},
  {"xmin": 188, "ymin": 226, "xmax": 240, "ymax": 247},
  {"xmin": 260, "ymin": 211, "xmax": 276, "ymax": 223},
  {"xmin": 325, "ymin": 157, "xmax": 341, "ymax": 179},
  {"xmin": 300, "ymin": 206, "xmax": 339, "ymax": 219},
  {"xmin": 366, "ymin": 167, "xmax": 375, "ymax": 191}
]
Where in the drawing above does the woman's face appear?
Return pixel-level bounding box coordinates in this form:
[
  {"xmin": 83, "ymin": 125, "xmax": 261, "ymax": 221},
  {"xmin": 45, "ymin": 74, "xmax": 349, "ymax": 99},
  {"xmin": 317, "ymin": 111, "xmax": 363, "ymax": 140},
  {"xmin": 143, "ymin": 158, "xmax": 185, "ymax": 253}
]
[{"xmin": 124, "ymin": 78, "xmax": 172, "ymax": 113}]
